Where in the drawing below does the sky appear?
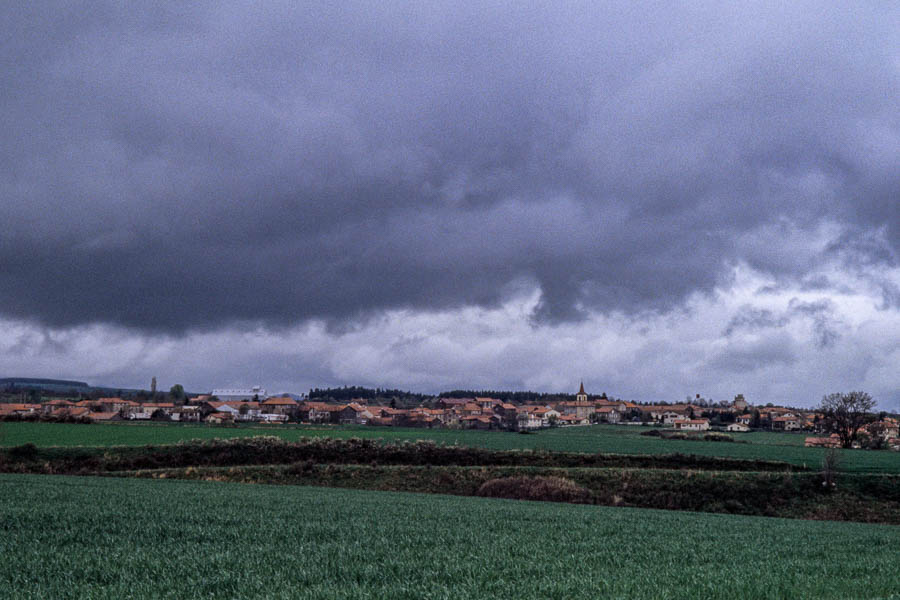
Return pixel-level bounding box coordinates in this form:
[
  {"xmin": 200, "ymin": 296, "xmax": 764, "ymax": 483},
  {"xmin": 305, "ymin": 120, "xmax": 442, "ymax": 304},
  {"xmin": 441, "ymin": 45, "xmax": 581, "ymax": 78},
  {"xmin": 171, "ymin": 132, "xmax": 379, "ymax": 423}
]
[{"xmin": 1, "ymin": 2, "xmax": 898, "ymax": 408}]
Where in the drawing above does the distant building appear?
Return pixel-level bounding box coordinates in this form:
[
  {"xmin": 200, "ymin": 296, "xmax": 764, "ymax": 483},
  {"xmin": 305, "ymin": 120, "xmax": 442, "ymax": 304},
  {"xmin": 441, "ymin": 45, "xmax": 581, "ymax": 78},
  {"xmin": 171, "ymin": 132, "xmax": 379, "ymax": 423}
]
[
  {"xmin": 805, "ymin": 435, "xmax": 840, "ymax": 448},
  {"xmin": 735, "ymin": 413, "xmax": 753, "ymax": 426},
  {"xmin": 212, "ymin": 386, "xmax": 268, "ymax": 402},
  {"xmin": 595, "ymin": 406, "xmax": 621, "ymax": 424},
  {"xmin": 576, "ymin": 382, "xmax": 588, "ymax": 404},
  {"xmin": 732, "ymin": 394, "xmax": 748, "ymax": 411},
  {"xmin": 772, "ymin": 416, "xmax": 801, "ymax": 431},
  {"xmin": 556, "ymin": 382, "xmax": 595, "ymax": 420},
  {"xmin": 673, "ymin": 419, "xmax": 710, "ymax": 431}
]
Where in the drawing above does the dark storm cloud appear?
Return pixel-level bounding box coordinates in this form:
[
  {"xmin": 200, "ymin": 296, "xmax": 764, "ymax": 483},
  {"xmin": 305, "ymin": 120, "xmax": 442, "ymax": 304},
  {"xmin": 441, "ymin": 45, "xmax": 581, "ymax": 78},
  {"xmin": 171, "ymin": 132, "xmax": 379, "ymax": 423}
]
[
  {"xmin": 1, "ymin": 2, "xmax": 898, "ymax": 332},
  {"xmin": 709, "ymin": 333, "xmax": 799, "ymax": 373},
  {"xmin": 723, "ymin": 307, "xmax": 788, "ymax": 336},
  {"xmin": 788, "ymin": 299, "xmax": 841, "ymax": 349},
  {"xmin": 725, "ymin": 299, "xmax": 842, "ymax": 349}
]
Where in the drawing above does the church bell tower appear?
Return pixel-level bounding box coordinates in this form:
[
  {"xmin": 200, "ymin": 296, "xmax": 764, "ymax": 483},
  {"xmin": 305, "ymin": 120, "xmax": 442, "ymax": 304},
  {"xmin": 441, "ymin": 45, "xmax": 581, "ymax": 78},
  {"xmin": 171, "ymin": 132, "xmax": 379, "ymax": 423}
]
[{"xmin": 576, "ymin": 381, "xmax": 588, "ymax": 403}]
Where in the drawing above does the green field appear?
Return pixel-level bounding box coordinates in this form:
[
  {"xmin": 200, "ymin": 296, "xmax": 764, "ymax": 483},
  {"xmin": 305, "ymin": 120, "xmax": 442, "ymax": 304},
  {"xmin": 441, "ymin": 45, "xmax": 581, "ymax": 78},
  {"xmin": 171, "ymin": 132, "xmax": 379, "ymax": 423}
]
[
  {"xmin": 1, "ymin": 474, "xmax": 898, "ymax": 599},
  {"xmin": 3, "ymin": 421, "xmax": 899, "ymax": 473}
]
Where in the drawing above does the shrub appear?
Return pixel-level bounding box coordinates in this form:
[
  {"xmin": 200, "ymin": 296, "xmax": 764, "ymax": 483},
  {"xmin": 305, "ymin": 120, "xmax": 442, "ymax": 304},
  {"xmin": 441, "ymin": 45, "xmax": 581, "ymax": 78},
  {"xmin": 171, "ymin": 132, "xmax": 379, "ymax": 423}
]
[
  {"xmin": 286, "ymin": 459, "xmax": 316, "ymax": 475},
  {"xmin": 640, "ymin": 429, "xmax": 663, "ymax": 437},
  {"xmin": 703, "ymin": 433, "xmax": 735, "ymax": 443},
  {"xmin": 475, "ymin": 476, "xmax": 593, "ymax": 504},
  {"xmin": 8, "ymin": 443, "xmax": 39, "ymax": 461}
]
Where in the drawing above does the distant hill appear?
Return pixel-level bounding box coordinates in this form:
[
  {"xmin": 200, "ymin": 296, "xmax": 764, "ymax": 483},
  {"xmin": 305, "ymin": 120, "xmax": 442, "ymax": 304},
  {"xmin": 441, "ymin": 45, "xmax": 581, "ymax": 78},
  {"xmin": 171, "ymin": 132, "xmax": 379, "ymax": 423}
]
[
  {"xmin": 0, "ymin": 377, "xmax": 189, "ymax": 398},
  {"xmin": 0, "ymin": 377, "xmax": 89, "ymax": 391}
]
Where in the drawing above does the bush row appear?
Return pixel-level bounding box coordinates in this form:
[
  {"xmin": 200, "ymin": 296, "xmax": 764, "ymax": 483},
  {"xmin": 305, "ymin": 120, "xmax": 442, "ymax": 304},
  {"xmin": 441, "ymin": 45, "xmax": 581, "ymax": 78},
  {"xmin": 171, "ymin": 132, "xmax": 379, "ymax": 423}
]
[
  {"xmin": 127, "ymin": 462, "xmax": 900, "ymax": 524},
  {"xmin": 0, "ymin": 436, "xmax": 802, "ymax": 473},
  {"xmin": 640, "ymin": 429, "xmax": 739, "ymax": 442},
  {"xmin": 0, "ymin": 413, "xmax": 94, "ymax": 424}
]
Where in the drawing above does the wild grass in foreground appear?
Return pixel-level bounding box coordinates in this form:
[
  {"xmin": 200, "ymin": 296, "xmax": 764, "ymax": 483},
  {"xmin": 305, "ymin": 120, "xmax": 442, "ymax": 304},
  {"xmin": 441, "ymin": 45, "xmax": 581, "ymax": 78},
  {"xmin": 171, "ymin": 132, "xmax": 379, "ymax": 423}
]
[
  {"xmin": 1, "ymin": 474, "xmax": 899, "ymax": 599},
  {"xmin": 2, "ymin": 421, "xmax": 899, "ymax": 473}
]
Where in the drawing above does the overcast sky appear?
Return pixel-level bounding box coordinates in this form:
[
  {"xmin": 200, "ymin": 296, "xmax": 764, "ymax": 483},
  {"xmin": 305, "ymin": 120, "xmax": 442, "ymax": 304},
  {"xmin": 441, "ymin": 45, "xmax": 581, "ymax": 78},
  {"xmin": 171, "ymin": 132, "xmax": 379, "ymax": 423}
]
[{"xmin": 2, "ymin": 2, "xmax": 898, "ymax": 408}]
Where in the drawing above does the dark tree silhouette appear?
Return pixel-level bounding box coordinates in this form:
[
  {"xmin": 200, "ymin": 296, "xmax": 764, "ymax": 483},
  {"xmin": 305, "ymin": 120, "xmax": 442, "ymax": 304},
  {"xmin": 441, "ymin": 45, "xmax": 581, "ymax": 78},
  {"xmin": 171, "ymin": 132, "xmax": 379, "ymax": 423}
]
[{"xmin": 818, "ymin": 391, "xmax": 876, "ymax": 448}]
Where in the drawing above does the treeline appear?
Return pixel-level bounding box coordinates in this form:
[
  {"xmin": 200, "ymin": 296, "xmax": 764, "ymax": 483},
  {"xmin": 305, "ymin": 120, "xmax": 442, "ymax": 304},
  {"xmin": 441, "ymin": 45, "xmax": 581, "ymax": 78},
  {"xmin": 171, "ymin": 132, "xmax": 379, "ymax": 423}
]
[
  {"xmin": 307, "ymin": 388, "xmax": 615, "ymax": 405},
  {"xmin": 439, "ymin": 390, "xmax": 608, "ymax": 403},
  {"xmin": 308, "ymin": 386, "xmax": 429, "ymax": 404}
]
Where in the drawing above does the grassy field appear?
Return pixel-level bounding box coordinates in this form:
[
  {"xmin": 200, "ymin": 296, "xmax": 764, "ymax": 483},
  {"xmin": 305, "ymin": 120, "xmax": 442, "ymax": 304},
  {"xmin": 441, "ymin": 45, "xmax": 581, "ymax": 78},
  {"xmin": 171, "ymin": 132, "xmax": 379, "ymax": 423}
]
[
  {"xmin": 1, "ymin": 474, "xmax": 898, "ymax": 599},
  {"xmin": 2, "ymin": 421, "xmax": 899, "ymax": 473}
]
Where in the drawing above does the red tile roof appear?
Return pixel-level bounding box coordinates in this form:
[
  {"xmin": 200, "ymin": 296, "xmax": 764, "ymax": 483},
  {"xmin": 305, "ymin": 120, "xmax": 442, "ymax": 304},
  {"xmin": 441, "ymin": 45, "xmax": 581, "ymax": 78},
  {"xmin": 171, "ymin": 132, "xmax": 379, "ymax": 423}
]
[
  {"xmin": 88, "ymin": 412, "xmax": 120, "ymax": 421},
  {"xmin": 262, "ymin": 397, "xmax": 298, "ymax": 405},
  {"xmin": 207, "ymin": 412, "xmax": 233, "ymax": 420},
  {"xmin": 0, "ymin": 403, "xmax": 39, "ymax": 412},
  {"xmin": 461, "ymin": 415, "xmax": 493, "ymax": 423}
]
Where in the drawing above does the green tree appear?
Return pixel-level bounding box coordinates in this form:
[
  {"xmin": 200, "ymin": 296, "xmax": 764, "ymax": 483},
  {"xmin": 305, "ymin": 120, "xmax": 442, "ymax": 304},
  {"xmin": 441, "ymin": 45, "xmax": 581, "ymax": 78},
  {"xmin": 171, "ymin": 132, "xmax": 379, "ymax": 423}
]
[
  {"xmin": 819, "ymin": 391, "xmax": 876, "ymax": 449},
  {"xmin": 169, "ymin": 384, "xmax": 186, "ymax": 404}
]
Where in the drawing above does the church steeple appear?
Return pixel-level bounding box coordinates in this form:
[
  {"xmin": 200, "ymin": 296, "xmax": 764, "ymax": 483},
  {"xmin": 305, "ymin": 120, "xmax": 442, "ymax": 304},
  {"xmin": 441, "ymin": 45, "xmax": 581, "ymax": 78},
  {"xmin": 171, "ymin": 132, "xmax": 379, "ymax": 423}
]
[{"xmin": 576, "ymin": 381, "xmax": 587, "ymax": 403}]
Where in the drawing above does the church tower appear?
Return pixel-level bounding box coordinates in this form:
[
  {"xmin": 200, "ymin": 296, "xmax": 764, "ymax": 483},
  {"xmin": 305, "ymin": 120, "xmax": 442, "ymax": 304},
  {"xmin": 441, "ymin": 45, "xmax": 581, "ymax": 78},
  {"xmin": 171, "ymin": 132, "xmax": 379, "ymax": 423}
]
[{"xmin": 576, "ymin": 381, "xmax": 588, "ymax": 404}]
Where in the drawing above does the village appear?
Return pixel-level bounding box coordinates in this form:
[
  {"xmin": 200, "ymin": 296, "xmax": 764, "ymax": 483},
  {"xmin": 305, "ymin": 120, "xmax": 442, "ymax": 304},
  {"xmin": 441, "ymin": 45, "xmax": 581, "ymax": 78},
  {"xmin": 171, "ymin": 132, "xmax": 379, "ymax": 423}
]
[{"xmin": 2, "ymin": 384, "xmax": 898, "ymax": 451}]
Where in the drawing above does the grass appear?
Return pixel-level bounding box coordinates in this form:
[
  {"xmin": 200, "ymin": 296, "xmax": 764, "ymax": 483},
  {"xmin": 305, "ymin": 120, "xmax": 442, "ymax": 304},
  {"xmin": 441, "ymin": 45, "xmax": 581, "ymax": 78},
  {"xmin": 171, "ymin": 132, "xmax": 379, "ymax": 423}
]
[
  {"xmin": 2, "ymin": 421, "xmax": 899, "ymax": 473},
  {"xmin": 1, "ymin": 474, "xmax": 898, "ymax": 599}
]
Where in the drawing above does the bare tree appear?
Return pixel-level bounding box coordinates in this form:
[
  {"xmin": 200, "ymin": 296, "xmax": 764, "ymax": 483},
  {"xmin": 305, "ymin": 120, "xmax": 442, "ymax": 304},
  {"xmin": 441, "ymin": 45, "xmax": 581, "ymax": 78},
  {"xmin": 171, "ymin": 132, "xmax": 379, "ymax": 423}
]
[{"xmin": 818, "ymin": 391, "xmax": 875, "ymax": 448}]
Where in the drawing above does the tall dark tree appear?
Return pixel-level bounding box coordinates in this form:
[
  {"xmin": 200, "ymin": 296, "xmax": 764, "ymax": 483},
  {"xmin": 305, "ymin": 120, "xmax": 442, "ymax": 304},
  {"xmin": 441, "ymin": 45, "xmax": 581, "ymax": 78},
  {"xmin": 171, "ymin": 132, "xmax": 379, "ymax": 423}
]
[
  {"xmin": 818, "ymin": 391, "xmax": 876, "ymax": 449},
  {"xmin": 750, "ymin": 409, "xmax": 761, "ymax": 429},
  {"xmin": 169, "ymin": 384, "xmax": 186, "ymax": 404}
]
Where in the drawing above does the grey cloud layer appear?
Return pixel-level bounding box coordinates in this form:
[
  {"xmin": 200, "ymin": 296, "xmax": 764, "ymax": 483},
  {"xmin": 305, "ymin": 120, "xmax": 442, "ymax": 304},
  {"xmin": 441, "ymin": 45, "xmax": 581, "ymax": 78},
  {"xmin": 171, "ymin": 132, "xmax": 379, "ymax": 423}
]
[{"xmin": 2, "ymin": 2, "xmax": 898, "ymax": 332}]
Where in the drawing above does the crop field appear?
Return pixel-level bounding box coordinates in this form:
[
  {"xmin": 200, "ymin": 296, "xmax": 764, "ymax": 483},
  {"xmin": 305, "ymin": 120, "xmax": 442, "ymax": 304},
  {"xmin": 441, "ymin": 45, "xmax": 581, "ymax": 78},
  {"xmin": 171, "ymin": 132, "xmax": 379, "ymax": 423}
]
[
  {"xmin": 4, "ymin": 421, "xmax": 899, "ymax": 473},
  {"xmin": 1, "ymin": 474, "xmax": 899, "ymax": 599}
]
